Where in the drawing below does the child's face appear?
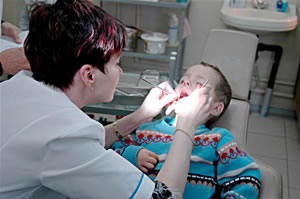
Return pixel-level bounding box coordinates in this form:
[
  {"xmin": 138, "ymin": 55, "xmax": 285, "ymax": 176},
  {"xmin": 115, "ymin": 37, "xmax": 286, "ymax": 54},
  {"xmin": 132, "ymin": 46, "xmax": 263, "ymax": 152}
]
[{"xmin": 175, "ymin": 64, "xmax": 219, "ymax": 101}]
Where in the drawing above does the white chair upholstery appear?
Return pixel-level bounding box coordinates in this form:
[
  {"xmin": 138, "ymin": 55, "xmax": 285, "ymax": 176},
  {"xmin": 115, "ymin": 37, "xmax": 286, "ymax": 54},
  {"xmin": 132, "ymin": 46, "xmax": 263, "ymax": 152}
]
[
  {"xmin": 202, "ymin": 29, "xmax": 283, "ymax": 199},
  {"xmin": 213, "ymin": 99, "xmax": 249, "ymax": 145},
  {"xmin": 201, "ymin": 29, "xmax": 258, "ymax": 100}
]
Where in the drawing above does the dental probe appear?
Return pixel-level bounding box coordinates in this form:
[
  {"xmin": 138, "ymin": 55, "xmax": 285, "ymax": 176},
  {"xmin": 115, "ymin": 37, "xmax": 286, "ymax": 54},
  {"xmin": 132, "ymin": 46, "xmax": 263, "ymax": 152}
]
[
  {"xmin": 141, "ymin": 77, "xmax": 172, "ymax": 95},
  {"xmin": 202, "ymin": 79, "xmax": 208, "ymax": 87}
]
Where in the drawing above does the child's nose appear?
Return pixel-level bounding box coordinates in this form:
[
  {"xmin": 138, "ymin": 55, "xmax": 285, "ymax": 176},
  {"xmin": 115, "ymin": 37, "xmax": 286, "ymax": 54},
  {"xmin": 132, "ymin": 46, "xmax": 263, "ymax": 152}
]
[{"xmin": 183, "ymin": 80, "xmax": 190, "ymax": 86}]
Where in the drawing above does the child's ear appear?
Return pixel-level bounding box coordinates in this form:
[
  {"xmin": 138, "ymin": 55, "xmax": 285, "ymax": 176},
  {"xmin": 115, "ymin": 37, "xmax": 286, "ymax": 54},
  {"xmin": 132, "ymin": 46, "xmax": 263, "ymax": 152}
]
[{"xmin": 211, "ymin": 102, "xmax": 224, "ymax": 117}]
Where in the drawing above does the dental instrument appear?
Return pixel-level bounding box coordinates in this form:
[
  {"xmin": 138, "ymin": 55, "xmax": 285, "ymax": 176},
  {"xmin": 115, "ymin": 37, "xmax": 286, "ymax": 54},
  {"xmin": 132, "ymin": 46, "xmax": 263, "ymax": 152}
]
[
  {"xmin": 202, "ymin": 79, "xmax": 208, "ymax": 87},
  {"xmin": 115, "ymin": 88, "xmax": 145, "ymax": 97},
  {"xmin": 141, "ymin": 77, "xmax": 172, "ymax": 95}
]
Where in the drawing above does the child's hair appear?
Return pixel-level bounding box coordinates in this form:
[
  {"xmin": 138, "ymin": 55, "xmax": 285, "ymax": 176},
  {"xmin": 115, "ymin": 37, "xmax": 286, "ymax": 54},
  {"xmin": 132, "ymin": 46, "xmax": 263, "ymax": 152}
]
[
  {"xmin": 200, "ymin": 61, "xmax": 232, "ymax": 121},
  {"xmin": 24, "ymin": 0, "xmax": 127, "ymax": 89}
]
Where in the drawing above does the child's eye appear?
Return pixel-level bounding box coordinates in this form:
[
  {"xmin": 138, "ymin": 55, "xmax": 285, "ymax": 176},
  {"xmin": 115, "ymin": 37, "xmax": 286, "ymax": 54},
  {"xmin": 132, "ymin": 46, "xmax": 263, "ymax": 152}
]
[{"xmin": 196, "ymin": 82, "xmax": 203, "ymax": 86}]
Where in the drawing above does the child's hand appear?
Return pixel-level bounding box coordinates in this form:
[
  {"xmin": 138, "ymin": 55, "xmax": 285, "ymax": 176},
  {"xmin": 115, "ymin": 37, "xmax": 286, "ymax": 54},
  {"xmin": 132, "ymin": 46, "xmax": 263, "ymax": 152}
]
[{"xmin": 137, "ymin": 148, "xmax": 159, "ymax": 173}]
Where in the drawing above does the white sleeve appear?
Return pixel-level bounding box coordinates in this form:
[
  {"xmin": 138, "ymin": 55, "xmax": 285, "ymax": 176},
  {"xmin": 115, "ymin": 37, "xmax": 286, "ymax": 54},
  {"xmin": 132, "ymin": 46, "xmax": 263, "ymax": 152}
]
[{"xmin": 41, "ymin": 136, "xmax": 154, "ymax": 199}]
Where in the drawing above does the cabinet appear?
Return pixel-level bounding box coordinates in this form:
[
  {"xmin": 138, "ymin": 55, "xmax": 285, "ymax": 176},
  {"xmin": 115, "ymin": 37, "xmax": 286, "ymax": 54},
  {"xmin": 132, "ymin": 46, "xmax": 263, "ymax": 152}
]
[{"xmin": 100, "ymin": 0, "xmax": 190, "ymax": 85}]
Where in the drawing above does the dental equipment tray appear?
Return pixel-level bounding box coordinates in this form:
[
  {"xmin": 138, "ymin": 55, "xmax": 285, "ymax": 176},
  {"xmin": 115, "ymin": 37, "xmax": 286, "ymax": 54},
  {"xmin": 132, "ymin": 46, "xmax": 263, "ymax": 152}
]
[{"xmin": 107, "ymin": 71, "xmax": 169, "ymax": 105}]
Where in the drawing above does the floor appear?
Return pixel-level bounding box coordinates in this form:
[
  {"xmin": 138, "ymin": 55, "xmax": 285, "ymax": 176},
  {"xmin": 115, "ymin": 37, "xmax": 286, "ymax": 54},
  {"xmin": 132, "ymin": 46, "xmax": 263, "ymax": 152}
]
[{"xmin": 247, "ymin": 113, "xmax": 300, "ymax": 199}]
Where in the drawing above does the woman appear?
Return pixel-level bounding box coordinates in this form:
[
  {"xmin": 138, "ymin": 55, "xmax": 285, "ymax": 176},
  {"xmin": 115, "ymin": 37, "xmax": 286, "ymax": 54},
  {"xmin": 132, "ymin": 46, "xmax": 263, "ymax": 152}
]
[{"xmin": 0, "ymin": 0, "xmax": 212, "ymax": 198}]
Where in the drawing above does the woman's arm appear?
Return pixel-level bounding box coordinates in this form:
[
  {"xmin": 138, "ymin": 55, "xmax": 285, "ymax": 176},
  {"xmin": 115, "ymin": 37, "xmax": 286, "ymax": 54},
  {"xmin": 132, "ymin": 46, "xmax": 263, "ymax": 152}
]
[
  {"xmin": 155, "ymin": 127, "xmax": 194, "ymax": 198},
  {"xmin": 104, "ymin": 81, "xmax": 176, "ymax": 148},
  {"xmin": 155, "ymin": 85, "xmax": 213, "ymax": 199},
  {"xmin": 104, "ymin": 111, "xmax": 146, "ymax": 148}
]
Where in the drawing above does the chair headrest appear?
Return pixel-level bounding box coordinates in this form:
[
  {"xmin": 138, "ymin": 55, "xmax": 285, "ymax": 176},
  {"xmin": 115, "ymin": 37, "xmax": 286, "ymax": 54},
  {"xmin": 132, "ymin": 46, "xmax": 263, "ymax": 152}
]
[
  {"xmin": 201, "ymin": 29, "xmax": 259, "ymax": 101},
  {"xmin": 212, "ymin": 99, "xmax": 250, "ymax": 145}
]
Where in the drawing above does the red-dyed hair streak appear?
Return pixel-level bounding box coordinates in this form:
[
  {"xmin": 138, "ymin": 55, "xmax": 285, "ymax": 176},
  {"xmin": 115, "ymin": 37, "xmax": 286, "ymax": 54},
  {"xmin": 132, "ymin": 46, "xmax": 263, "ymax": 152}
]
[{"xmin": 24, "ymin": 0, "xmax": 127, "ymax": 89}]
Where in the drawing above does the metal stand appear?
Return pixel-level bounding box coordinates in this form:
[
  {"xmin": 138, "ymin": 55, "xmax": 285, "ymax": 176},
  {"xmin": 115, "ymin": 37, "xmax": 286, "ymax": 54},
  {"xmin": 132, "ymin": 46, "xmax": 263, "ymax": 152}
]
[{"xmin": 256, "ymin": 43, "xmax": 283, "ymax": 116}]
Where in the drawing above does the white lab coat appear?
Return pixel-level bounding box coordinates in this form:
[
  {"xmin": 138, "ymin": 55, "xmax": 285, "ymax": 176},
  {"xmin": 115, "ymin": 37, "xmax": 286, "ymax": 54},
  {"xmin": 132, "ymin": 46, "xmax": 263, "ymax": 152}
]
[{"xmin": 0, "ymin": 71, "xmax": 154, "ymax": 199}]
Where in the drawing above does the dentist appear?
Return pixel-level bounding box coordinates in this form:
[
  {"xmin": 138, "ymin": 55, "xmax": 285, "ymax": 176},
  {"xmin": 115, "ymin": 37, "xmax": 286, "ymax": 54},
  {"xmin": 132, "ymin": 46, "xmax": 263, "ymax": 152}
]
[{"xmin": 0, "ymin": 0, "xmax": 212, "ymax": 198}]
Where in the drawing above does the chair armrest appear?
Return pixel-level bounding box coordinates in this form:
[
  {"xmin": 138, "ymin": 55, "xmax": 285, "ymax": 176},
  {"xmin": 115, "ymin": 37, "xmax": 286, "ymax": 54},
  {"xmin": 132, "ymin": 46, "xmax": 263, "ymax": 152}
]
[
  {"xmin": 237, "ymin": 142, "xmax": 283, "ymax": 199},
  {"xmin": 255, "ymin": 158, "xmax": 283, "ymax": 199}
]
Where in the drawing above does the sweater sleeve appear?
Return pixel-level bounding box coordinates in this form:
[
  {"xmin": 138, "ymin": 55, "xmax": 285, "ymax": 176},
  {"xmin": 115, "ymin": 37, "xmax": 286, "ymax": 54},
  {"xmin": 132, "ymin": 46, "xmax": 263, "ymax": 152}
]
[
  {"xmin": 111, "ymin": 134, "xmax": 144, "ymax": 168},
  {"xmin": 214, "ymin": 128, "xmax": 261, "ymax": 199}
]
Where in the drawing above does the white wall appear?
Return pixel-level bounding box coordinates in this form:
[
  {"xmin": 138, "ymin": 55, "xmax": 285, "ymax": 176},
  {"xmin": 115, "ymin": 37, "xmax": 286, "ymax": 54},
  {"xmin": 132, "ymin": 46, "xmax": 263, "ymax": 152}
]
[
  {"xmin": 2, "ymin": 0, "xmax": 24, "ymax": 26},
  {"xmin": 3, "ymin": 0, "xmax": 300, "ymax": 112},
  {"xmin": 184, "ymin": 0, "xmax": 300, "ymax": 112}
]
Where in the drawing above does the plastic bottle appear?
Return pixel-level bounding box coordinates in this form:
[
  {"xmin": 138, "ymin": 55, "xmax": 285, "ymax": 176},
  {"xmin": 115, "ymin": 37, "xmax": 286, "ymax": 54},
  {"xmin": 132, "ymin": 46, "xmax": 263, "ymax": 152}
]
[
  {"xmin": 277, "ymin": 0, "xmax": 288, "ymax": 12},
  {"xmin": 281, "ymin": 0, "xmax": 288, "ymax": 12},
  {"xmin": 276, "ymin": 0, "xmax": 283, "ymax": 11},
  {"xmin": 168, "ymin": 13, "xmax": 178, "ymax": 45},
  {"xmin": 231, "ymin": 0, "xmax": 246, "ymax": 8}
]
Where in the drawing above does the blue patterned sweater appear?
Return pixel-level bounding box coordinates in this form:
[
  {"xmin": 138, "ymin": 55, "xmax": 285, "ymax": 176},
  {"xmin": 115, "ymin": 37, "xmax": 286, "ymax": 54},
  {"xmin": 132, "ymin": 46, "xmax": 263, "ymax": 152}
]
[{"xmin": 112, "ymin": 117, "xmax": 261, "ymax": 199}]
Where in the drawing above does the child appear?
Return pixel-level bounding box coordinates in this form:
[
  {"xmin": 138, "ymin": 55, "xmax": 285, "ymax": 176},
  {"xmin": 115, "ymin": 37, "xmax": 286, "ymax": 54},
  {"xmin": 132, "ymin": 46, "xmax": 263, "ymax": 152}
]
[{"xmin": 112, "ymin": 62, "xmax": 261, "ymax": 199}]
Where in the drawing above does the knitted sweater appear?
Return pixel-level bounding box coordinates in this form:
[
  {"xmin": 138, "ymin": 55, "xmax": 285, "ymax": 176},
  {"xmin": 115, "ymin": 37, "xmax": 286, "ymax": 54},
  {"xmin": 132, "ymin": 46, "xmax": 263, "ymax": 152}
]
[{"xmin": 112, "ymin": 117, "xmax": 261, "ymax": 199}]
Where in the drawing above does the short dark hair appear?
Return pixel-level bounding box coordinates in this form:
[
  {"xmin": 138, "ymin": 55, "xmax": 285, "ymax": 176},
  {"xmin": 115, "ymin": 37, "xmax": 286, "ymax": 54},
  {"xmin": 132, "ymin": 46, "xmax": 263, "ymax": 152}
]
[
  {"xmin": 200, "ymin": 61, "xmax": 232, "ymax": 119},
  {"xmin": 24, "ymin": 0, "xmax": 127, "ymax": 89}
]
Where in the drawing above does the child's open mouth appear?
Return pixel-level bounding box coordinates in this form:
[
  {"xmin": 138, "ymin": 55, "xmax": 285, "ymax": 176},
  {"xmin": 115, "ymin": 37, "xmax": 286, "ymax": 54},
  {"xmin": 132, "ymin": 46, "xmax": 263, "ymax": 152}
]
[
  {"xmin": 166, "ymin": 90, "xmax": 189, "ymax": 108},
  {"xmin": 179, "ymin": 90, "xmax": 189, "ymax": 99}
]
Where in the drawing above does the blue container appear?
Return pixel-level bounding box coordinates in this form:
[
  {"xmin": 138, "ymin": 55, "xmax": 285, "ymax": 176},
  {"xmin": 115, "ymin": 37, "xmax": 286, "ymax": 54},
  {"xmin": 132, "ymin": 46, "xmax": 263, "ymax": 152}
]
[
  {"xmin": 281, "ymin": 1, "xmax": 288, "ymax": 12},
  {"xmin": 276, "ymin": 0, "xmax": 283, "ymax": 11},
  {"xmin": 176, "ymin": 0, "xmax": 187, "ymax": 3}
]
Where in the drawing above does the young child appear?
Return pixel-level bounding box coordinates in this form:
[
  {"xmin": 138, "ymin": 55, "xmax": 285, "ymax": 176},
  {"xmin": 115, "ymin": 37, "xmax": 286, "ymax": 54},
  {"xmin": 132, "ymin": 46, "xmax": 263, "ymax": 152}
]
[{"xmin": 112, "ymin": 62, "xmax": 261, "ymax": 199}]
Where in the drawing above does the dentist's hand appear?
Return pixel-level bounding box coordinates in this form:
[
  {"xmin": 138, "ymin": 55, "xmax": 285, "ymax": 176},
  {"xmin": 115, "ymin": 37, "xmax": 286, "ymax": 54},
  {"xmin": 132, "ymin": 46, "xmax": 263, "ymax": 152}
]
[
  {"xmin": 175, "ymin": 85, "xmax": 213, "ymax": 130},
  {"xmin": 136, "ymin": 81, "xmax": 177, "ymax": 123}
]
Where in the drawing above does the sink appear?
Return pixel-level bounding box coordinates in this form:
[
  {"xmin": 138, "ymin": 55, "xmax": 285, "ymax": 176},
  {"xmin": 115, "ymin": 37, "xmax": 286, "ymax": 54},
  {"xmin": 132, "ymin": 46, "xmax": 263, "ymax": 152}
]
[{"xmin": 221, "ymin": 0, "xmax": 298, "ymax": 33}]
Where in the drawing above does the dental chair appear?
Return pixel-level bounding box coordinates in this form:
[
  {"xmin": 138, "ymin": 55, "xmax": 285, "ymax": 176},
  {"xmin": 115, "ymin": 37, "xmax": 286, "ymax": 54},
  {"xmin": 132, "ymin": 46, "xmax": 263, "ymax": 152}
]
[{"xmin": 201, "ymin": 29, "xmax": 283, "ymax": 199}]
